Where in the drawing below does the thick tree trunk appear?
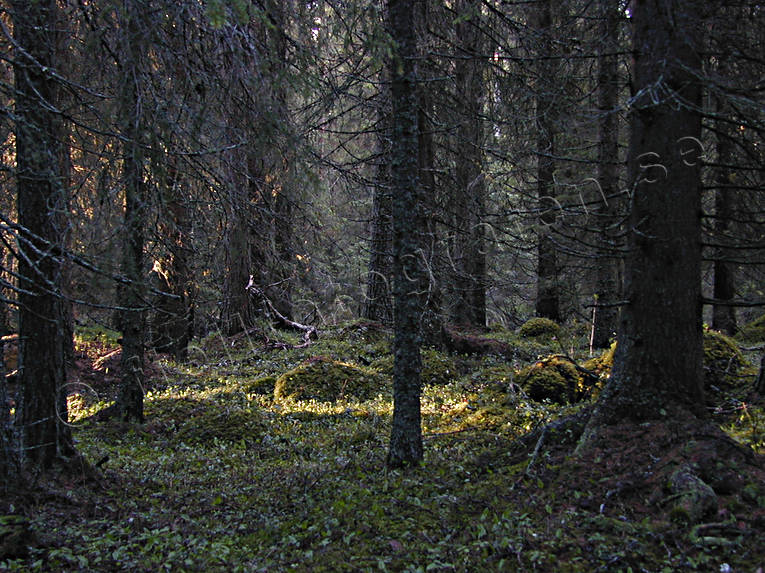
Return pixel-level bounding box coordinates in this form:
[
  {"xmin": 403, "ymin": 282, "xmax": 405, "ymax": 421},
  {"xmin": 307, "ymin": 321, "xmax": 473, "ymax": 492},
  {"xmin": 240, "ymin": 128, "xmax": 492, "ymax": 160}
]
[
  {"xmin": 414, "ymin": 0, "xmax": 445, "ymax": 347},
  {"xmin": 116, "ymin": 0, "xmax": 147, "ymax": 423},
  {"xmin": 387, "ymin": 0, "xmax": 424, "ymax": 468},
  {"xmin": 533, "ymin": 0, "xmax": 560, "ymax": 322},
  {"xmin": 580, "ymin": 0, "xmax": 706, "ymax": 442},
  {"xmin": 451, "ymin": 0, "xmax": 487, "ymax": 329},
  {"xmin": 591, "ymin": 1, "xmax": 622, "ymax": 349},
  {"xmin": 13, "ymin": 0, "xmax": 74, "ymax": 465}
]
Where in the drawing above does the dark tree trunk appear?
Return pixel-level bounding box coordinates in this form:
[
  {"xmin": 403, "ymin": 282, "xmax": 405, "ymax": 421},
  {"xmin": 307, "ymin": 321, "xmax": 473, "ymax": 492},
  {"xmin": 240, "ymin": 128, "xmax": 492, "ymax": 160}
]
[
  {"xmin": 591, "ymin": 1, "xmax": 622, "ymax": 349},
  {"xmin": 363, "ymin": 86, "xmax": 394, "ymax": 324},
  {"xmin": 151, "ymin": 158, "xmax": 194, "ymax": 360},
  {"xmin": 221, "ymin": 0, "xmax": 292, "ymax": 334},
  {"xmin": 450, "ymin": 0, "xmax": 487, "ymax": 329},
  {"xmin": 13, "ymin": 0, "xmax": 74, "ymax": 465},
  {"xmin": 116, "ymin": 0, "xmax": 148, "ymax": 423},
  {"xmin": 0, "ymin": 255, "xmax": 13, "ymax": 481},
  {"xmin": 387, "ymin": 0, "xmax": 424, "ymax": 468},
  {"xmin": 581, "ymin": 0, "xmax": 706, "ymax": 441},
  {"xmin": 711, "ymin": 99, "xmax": 737, "ymax": 336},
  {"xmin": 265, "ymin": 0, "xmax": 294, "ymax": 321},
  {"xmin": 415, "ymin": 0, "xmax": 445, "ymax": 347},
  {"xmin": 221, "ymin": 184, "xmax": 258, "ymax": 336},
  {"xmin": 533, "ymin": 0, "xmax": 560, "ymax": 322}
]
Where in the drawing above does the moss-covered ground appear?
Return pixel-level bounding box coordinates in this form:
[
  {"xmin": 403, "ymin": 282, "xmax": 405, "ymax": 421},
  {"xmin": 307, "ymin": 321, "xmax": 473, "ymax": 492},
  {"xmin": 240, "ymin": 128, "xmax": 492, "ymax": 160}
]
[{"xmin": 1, "ymin": 322, "xmax": 763, "ymax": 571}]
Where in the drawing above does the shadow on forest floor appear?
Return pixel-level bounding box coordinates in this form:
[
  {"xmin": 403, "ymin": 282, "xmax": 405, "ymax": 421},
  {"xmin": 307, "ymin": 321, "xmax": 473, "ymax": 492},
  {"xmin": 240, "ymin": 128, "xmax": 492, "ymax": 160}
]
[{"xmin": 1, "ymin": 321, "xmax": 764, "ymax": 571}]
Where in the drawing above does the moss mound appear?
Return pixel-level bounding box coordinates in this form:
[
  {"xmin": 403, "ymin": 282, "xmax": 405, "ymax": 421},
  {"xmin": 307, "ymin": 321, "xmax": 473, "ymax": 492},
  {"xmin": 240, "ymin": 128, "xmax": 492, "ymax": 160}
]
[
  {"xmin": 703, "ymin": 329, "xmax": 750, "ymax": 397},
  {"xmin": 274, "ymin": 356, "xmax": 387, "ymax": 401},
  {"xmin": 243, "ymin": 375, "xmax": 277, "ymax": 395},
  {"xmin": 583, "ymin": 342, "xmax": 617, "ymax": 378},
  {"xmin": 735, "ymin": 313, "xmax": 765, "ymax": 345},
  {"xmin": 518, "ymin": 317, "xmax": 560, "ymax": 339},
  {"xmin": 518, "ymin": 356, "xmax": 582, "ymax": 405}
]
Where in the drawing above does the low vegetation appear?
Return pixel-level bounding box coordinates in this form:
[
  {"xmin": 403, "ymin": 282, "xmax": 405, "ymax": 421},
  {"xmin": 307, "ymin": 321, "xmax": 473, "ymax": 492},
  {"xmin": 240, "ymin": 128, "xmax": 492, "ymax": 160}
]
[{"xmin": 1, "ymin": 323, "xmax": 763, "ymax": 571}]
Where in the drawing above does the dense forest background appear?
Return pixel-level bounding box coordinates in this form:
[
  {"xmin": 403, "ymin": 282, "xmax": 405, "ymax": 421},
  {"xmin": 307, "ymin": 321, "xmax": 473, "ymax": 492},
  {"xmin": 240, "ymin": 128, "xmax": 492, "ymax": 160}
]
[{"xmin": 0, "ymin": 0, "xmax": 764, "ymax": 570}]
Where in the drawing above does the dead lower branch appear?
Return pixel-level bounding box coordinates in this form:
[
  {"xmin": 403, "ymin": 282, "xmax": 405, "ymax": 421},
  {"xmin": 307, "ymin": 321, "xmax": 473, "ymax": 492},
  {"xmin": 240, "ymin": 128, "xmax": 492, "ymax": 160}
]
[{"xmin": 246, "ymin": 276, "xmax": 318, "ymax": 348}]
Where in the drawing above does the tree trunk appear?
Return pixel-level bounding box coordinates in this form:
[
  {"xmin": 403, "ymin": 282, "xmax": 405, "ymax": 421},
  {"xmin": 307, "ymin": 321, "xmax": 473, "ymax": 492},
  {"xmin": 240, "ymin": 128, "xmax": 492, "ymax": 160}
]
[
  {"xmin": 450, "ymin": 0, "xmax": 487, "ymax": 329},
  {"xmin": 265, "ymin": 0, "xmax": 294, "ymax": 321},
  {"xmin": 221, "ymin": 0, "xmax": 292, "ymax": 334},
  {"xmin": 151, "ymin": 157, "xmax": 194, "ymax": 361},
  {"xmin": 415, "ymin": 0, "xmax": 445, "ymax": 347},
  {"xmin": 580, "ymin": 0, "xmax": 706, "ymax": 442},
  {"xmin": 711, "ymin": 98, "xmax": 737, "ymax": 336},
  {"xmin": 0, "ymin": 256, "xmax": 13, "ymax": 481},
  {"xmin": 221, "ymin": 182, "xmax": 258, "ymax": 336},
  {"xmin": 13, "ymin": 0, "xmax": 74, "ymax": 465},
  {"xmin": 591, "ymin": 1, "xmax": 622, "ymax": 349},
  {"xmin": 533, "ymin": 0, "xmax": 560, "ymax": 322},
  {"xmin": 116, "ymin": 0, "xmax": 148, "ymax": 423},
  {"xmin": 387, "ymin": 0, "xmax": 424, "ymax": 468},
  {"xmin": 363, "ymin": 85, "xmax": 394, "ymax": 324}
]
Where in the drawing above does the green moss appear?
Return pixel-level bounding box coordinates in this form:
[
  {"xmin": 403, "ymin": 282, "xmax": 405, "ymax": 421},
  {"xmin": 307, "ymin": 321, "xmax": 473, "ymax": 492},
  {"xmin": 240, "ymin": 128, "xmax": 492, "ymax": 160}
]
[
  {"xmin": 75, "ymin": 324, "xmax": 122, "ymax": 345},
  {"xmin": 370, "ymin": 348, "xmax": 458, "ymax": 386},
  {"xmin": 518, "ymin": 317, "xmax": 560, "ymax": 339},
  {"xmin": 421, "ymin": 348, "xmax": 459, "ymax": 385},
  {"xmin": 243, "ymin": 375, "xmax": 277, "ymax": 395},
  {"xmin": 581, "ymin": 334, "xmax": 753, "ymax": 401},
  {"xmin": 703, "ymin": 329, "xmax": 749, "ymax": 395},
  {"xmin": 274, "ymin": 356, "xmax": 387, "ymax": 401},
  {"xmin": 668, "ymin": 505, "xmax": 692, "ymax": 525},
  {"xmin": 583, "ymin": 342, "xmax": 616, "ymax": 378},
  {"xmin": 466, "ymin": 364, "xmax": 518, "ymax": 388},
  {"xmin": 462, "ymin": 405, "xmax": 515, "ymax": 432},
  {"xmin": 176, "ymin": 408, "xmax": 267, "ymax": 444},
  {"xmin": 518, "ymin": 356, "xmax": 581, "ymax": 405},
  {"xmin": 735, "ymin": 313, "xmax": 765, "ymax": 344},
  {"xmin": 0, "ymin": 515, "xmax": 35, "ymax": 559},
  {"xmin": 145, "ymin": 397, "xmax": 267, "ymax": 444}
]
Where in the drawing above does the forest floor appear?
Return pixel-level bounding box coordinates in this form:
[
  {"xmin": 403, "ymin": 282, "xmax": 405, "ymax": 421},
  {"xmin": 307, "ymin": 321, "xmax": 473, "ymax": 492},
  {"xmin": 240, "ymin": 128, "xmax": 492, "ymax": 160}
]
[{"xmin": 1, "ymin": 320, "xmax": 764, "ymax": 572}]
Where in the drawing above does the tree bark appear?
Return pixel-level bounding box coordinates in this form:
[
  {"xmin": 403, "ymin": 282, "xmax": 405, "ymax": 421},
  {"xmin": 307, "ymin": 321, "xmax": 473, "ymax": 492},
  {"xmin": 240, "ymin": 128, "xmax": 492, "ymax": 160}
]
[
  {"xmin": 387, "ymin": 0, "xmax": 424, "ymax": 468},
  {"xmin": 0, "ymin": 250, "xmax": 13, "ymax": 481},
  {"xmin": 415, "ymin": 0, "xmax": 445, "ymax": 347},
  {"xmin": 533, "ymin": 0, "xmax": 560, "ymax": 322},
  {"xmin": 450, "ymin": 0, "xmax": 487, "ymax": 329},
  {"xmin": 221, "ymin": 0, "xmax": 293, "ymax": 334},
  {"xmin": 711, "ymin": 97, "xmax": 737, "ymax": 336},
  {"xmin": 591, "ymin": 1, "xmax": 622, "ymax": 349},
  {"xmin": 116, "ymin": 0, "xmax": 148, "ymax": 423},
  {"xmin": 363, "ymin": 84, "xmax": 394, "ymax": 324},
  {"xmin": 265, "ymin": 0, "xmax": 294, "ymax": 321},
  {"xmin": 580, "ymin": 0, "xmax": 706, "ymax": 442},
  {"xmin": 13, "ymin": 0, "xmax": 74, "ymax": 465},
  {"xmin": 221, "ymin": 196, "xmax": 258, "ymax": 336},
  {"xmin": 151, "ymin": 156, "xmax": 194, "ymax": 361}
]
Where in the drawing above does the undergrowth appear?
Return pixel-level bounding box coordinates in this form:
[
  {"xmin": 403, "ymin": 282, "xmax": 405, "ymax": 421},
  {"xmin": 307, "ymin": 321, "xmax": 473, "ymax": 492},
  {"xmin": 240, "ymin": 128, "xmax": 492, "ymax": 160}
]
[{"xmin": 1, "ymin": 324, "xmax": 763, "ymax": 572}]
